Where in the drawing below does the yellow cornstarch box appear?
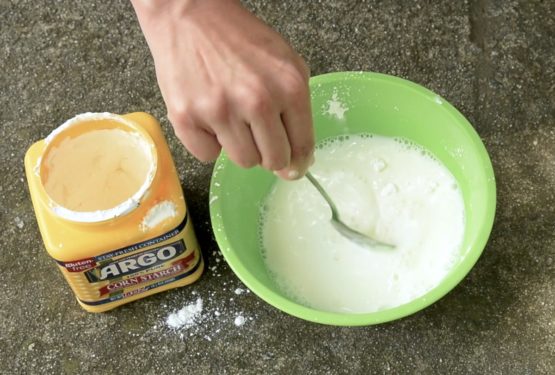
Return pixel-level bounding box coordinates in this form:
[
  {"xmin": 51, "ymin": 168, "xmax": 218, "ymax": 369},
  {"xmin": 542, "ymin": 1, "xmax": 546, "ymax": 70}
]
[{"xmin": 24, "ymin": 112, "xmax": 204, "ymax": 312}]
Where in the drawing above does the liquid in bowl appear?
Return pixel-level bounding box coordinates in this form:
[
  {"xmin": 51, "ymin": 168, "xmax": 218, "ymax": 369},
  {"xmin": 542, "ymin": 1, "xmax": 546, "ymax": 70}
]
[{"xmin": 260, "ymin": 133, "xmax": 465, "ymax": 313}]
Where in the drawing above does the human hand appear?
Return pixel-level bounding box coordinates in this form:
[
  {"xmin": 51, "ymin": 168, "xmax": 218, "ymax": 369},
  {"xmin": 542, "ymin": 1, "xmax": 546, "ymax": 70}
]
[{"xmin": 131, "ymin": 0, "xmax": 314, "ymax": 179}]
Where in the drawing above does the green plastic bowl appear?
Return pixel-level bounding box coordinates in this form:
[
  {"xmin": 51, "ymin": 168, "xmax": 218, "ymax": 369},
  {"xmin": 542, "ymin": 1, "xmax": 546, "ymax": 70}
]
[{"xmin": 209, "ymin": 72, "xmax": 496, "ymax": 326}]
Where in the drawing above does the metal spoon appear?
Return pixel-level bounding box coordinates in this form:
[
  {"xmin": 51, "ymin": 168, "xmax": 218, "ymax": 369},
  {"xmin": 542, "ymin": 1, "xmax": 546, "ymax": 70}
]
[{"xmin": 305, "ymin": 171, "xmax": 395, "ymax": 249}]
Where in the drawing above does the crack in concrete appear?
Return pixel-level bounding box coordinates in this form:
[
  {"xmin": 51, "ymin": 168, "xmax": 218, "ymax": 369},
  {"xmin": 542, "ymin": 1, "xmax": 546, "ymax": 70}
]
[
  {"xmin": 468, "ymin": 0, "xmax": 496, "ymax": 136},
  {"xmin": 469, "ymin": 0, "xmax": 487, "ymax": 51}
]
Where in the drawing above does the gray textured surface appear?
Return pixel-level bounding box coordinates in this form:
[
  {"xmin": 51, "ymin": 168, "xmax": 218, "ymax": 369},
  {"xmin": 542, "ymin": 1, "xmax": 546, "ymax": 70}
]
[{"xmin": 1, "ymin": 0, "xmax": 554, "ymax": 374}]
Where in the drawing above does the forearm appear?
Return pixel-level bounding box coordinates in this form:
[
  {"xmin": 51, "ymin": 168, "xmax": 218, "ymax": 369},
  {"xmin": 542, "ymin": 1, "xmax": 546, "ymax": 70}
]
[
  {"xmin": 131, "ymin": 0, "xmax": 240, "ymax": 22},
  {"xmin": 131, "ymin": 0, "xmax": 199, "ymax": 13}
]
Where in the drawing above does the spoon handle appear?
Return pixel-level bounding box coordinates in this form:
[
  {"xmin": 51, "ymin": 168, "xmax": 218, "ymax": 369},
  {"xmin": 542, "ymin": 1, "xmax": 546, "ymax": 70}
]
[{"xmin": 305, "ymin": 171, "xmax": 340, "ymax": 221}]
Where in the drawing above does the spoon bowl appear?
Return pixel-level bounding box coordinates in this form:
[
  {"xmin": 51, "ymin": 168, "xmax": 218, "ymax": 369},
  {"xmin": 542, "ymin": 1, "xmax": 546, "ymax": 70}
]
[{"xmin": 304, "ymin": 171, "xmax": 394, "ymax": 249}]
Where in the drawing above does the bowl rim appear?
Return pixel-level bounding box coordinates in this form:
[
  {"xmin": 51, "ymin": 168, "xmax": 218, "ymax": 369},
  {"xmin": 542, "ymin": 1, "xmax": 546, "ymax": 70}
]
[{"xmin": 209, "ymin": 71, "xmax": 497, "ymax": 326}]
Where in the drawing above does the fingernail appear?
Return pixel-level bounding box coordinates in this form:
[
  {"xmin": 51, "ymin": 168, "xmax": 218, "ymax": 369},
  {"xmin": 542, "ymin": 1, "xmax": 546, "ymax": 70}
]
[{"xmin": 288, "ymin": 169, "xmax": 300, "ymax": 179}]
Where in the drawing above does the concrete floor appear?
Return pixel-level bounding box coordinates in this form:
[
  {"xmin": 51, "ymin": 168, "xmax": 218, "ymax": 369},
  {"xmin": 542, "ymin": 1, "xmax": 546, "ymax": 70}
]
[{"xmin": 1, "ymin": 0, "xmax": 553, "ymax": 373}]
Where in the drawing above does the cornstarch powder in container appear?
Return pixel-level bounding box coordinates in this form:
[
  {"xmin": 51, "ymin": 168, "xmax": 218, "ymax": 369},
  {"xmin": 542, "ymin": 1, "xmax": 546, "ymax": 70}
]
[{"xmin": 24, "ymin": 112, "xmax": 204, "ymax": 312}]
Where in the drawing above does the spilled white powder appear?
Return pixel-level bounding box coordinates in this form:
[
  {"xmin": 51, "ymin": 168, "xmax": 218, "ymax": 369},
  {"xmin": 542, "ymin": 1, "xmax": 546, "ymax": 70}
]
[
  {"xmin": 209, "ymin": 195, "xmax": 219, "ymax": 205},
  {"xmin": 14, "ymin": 217, "xmax": 24, "ymax": 229},
  {"xmin": 166, "ymin": 298, "xmax": 203, "ymax": 329},
  {"xmin": 141, "ymin": 201, "xmax": 177, "ymax": 231},
  {"xmin": 325, "ymin": 93, "xmax": 349, "ymax": 120},
  {"xmin": 234, "ymin": 315, "xmax": 246, "ymax": 327},
  {"xmin": 159, "ymin": 250, "xmax": 255, "ymax": 337}
]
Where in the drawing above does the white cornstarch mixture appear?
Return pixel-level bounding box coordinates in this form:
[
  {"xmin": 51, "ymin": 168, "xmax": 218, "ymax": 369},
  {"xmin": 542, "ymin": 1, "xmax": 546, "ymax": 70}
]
[{"xmin": 260, "ymin": 134, "xmax": 465, "ymax": 313}]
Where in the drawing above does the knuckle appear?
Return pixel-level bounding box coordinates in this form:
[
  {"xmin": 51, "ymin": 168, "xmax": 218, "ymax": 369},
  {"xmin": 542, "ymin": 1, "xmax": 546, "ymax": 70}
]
[
  {"xmin": 167, "ymin": 102, "xmax": 191, "ymax": 127},
  {"xmin": 234, "ymin": 154, "xmax": 259, "ymax": 169},
  {"xmin": 168, "ymin": 114, "xmax": 194, "ymax": 142},
  {"xmin": 262, "ymin": 153, "xmax": 289, "ymax": 171},
  {"xmin": 195, "ymin": 91, "xmax": 228, "ymax": 123},
  {"xmin": 282, "ymin": 72, "xmax": 308, "ymax": 103},
  {"xmin": 237, "ymin": 79, "xmax": 272, "ymax": 118},
  {"xmin": 245, "ymin": 76, "xmax": 266, "ymax": 96},
  {"xmin": 285, "ymin": 83, "xmax": 306, "ymax": 103},
  {"xmin": 228, "ymin": 145, "xmax": 260, "ymax": 168},
  {"xmin": 246, "ymin": 93, "xmax": 272, "ymax": 118},
  {"xmin": 292, "ymin": 142, "xmax": 314, "ymax": 160},
  {"xmin": 263, "ymin": 160, "xmax": 287, "ymax": 171}
]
